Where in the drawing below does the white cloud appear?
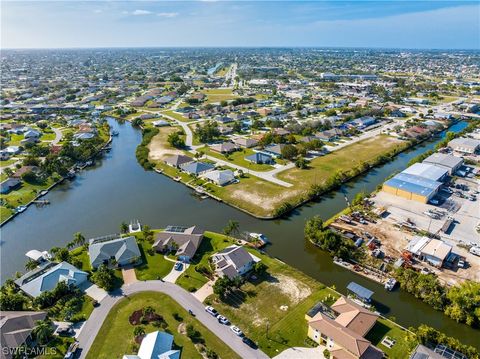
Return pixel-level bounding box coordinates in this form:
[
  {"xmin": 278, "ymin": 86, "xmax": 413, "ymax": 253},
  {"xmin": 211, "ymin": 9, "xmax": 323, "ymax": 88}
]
[
  {"xmin": 132, "ymin": 9, "xmax": 152, "ymax": 16},
  {"xmin": 157, "ymin": 12, "xmax": 179, "ymax": 18}
]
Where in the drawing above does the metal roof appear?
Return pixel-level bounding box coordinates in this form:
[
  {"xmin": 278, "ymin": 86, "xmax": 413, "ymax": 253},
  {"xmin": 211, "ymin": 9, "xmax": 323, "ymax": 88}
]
[
  {"xmin": 384, "ymin": 172, "xmax": 442, "ymax": 197},
  {"xmin": 347, "ymin": 282, "xmax": 373, "ymax": 300},
  {"xmin": 402, "ymin": 163, "xmax": 448, "ymax": 182}
]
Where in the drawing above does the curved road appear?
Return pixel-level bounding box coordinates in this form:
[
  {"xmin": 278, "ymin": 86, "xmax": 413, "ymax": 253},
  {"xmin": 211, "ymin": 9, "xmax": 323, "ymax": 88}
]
[{"xmin": 77, "ymin": 280, "xmax": 269, "ymax": 359}]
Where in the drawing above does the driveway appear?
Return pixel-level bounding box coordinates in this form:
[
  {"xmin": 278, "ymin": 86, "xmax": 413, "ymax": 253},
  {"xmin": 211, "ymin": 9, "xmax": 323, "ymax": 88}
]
[
  {"xmin": 121, "ymin": 267, "xmax": 138, "ymax": 285},
  {"xmin": 77, "ymin": 281, "xmax": 268, "ymax": 359},
  {"xmin": 273, "ymin": 346, "xmax": 327, "ymax": 359},
  {"xmin": 163, "ymin": 262, "xmax": 189, "ymax": 283},
  {"xmin": 79, "ymin": 282, "xmax": 108, "ymax": 302},
  {"xmin": 193, "ymin": 279, "xmax": 215, "ymax": 302}
]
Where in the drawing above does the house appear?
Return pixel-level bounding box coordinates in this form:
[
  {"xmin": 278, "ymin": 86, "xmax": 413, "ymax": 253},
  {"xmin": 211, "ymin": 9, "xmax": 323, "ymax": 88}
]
[
  {"xmin": 210, "ymin": 142, "xmax": 239, "ymax": 154},
  {"xmin": 211, "ymin": 245, "xmax": 260, "ymax": 279},
  {"xmin": 317, "ymin": 129, "xmax": 343, "ymax": 142},
  {"xmin": 74, "ymin": 132, "xmax": 95, "ymax": 140},
  {"xmin": 1, "ymin": 311, "xmax": 47, "ymax": 359},
  {"xmin": 122, "ymin": 331, "xmax": 180, "ymax": 359},
  {"xmin": 12, "ymin": 166, "xmax": 40, "ymax": 179},
  {"xmin": 409, "ymin": 344, "xmax": 464, "ymax": 359},
  {"xmin": 306, "ymin": 296, "xmax": 382, "ymax": 359},
  {"xmin": 272, "ymin": 128, "xmax": 290, "ymax": 136},
  {"xmin": 15, "ymin": 262, "xmax": 88, "ymax": 298},
  {"xmin": 152, "ymin": 225, "xmax": 204, "ymax": 263},
  {"xmin": 448, "ymin": 137, "xmax": 480, "ymax": 154},
  {"xmin": 202, "ymin": 170, "xmax": 235, "ymax": 186},
  {"xmin": 232, "ymin": 137, "xmax": 258, "ymax": 148},
  {"xmin": 350, "ymin": 116, "xmax": 376, "ymax": 128},
  {"xmin": 215, "ymin": 116, "xmax": 234, "ymax": 124},
  {"xmin": 0, "ymin": 178, "xmax": 21, "ymax": 194},
  {"xmin": 179, "ymin": 161, "xmax": 215, "ymax": 176},
  {"xmin": 263, "ymin": 144, "xmax": 285, "ymax": 158},
  {"xmin": 152, "ymin": 120, "xmax": 170, "ymax": 127},
  {"xmin": 88, "ymin": 236, "xmax": 142, "ymax": 269},
  {"xmin": 164, "ymin": 155, "xmax": 194, "ymax": 168},
  {"xmin": 24, "ymin": 129, "xmax": 41, "ymax": 139},
  {"xmin": 245, "ymin": 152, "xmax": 275, "ymax": 165}
]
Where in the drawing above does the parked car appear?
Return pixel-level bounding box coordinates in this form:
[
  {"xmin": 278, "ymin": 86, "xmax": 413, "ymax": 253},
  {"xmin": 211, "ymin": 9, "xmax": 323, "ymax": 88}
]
[
  {"xmin": 217, "ymin": 315, "xmax": 230, "ymax": 325},
  {"xmin": 205, "ymin": 306, "xmax": 218, "ymax": 317},
  {"xmin": 469, "ymin": 246, "xmax": 480, "ymax": 257},
  {"xmin": 230, "ymin": 325, "xmax": 243, "ymax": 336},
  {"xmin": 92, "ymin": 300, "xmax": 99, "ymax": 307},
  {"xmin": 174, "ymin": 262, "xmax": 183, "ymax": 271},
  {"xmin": 242, "ymin": 337, "xmax": 258, "ymax": 349}
]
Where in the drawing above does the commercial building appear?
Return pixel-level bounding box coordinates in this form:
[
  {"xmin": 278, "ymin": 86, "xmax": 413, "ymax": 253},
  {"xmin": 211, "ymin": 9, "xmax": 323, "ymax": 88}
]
[
  {"xmin": 383, "ymin": 172, "xmax": 442, "ymax": 203},
  {"xmin": 405, "ymin": 236, "xmax": 453, "ymax": 268},
  {"xmin": 448, "ymin": 137, "xmax": 480, "ymax": 154},
  {"xmin": 402, "ymin": 163, "xmax": 448, "ymax": 182},
  {"xmin": 423, "ymin": 153, "xmax": 463, "ymax": 175}
]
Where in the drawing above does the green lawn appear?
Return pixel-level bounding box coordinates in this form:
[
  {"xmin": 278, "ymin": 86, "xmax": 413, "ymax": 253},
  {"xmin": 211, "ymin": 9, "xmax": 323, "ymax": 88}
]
[
  {"xmin": 86, "ymin": 292, "xmax": 240, "ymax": 359},
  {"xmin": 176, "ymin": 231, "xmax": 234, "ymax": 291},
  {"xmin": 0, "ymin": 159, "xmax": 17, "ymax": 167},
  {"xmin": 162, "ymin": 110, "xmax": 193, "ymax": 123},
  {"xmin": 40, "ymin": 132, "xmax": 56, "ymax": 141},
  {"xmin": 204, "ymin": 250, "xmax": 338, "ymax": 357},
  {"xmin": 201, "ymin": 146, "xmax": 275, "ymax": 172},
  {"xmin": 135, "ymin": 241, "xmax": 174, "ymax": 280},
  {"xmin": 365, "ymin": 318, "xmax": 415, "ymax": 359},
  {"xmin": 6, "ymin": 133, "xmax": 23, "ymax": 145},
  {"xmin": 38, "ymin": 337, "xmax": 75, "ymax": 358},
  {"xmin": 70, "ymin": 247, "xmax": 92, "ymax": 272},
  {"xmin": 200, "ymin": 89, "xmax": 239, "ymax": 104},
  {"xmin": 0, "ymin": 178, "xmax": 55, "ymax": 210}
]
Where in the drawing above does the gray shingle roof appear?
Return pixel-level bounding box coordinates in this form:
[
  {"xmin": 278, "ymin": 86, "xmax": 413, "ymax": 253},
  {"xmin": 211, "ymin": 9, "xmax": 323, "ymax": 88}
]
[{"xmin": 88, "ymin": 236, "xmax": 141, "ymax": 268}]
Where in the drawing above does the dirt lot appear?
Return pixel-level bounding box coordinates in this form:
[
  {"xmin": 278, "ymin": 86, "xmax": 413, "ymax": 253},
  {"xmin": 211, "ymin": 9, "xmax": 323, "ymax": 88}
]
[{"xmin": 148, "ymin": 126, "xmax": 184, "ymax": 161}]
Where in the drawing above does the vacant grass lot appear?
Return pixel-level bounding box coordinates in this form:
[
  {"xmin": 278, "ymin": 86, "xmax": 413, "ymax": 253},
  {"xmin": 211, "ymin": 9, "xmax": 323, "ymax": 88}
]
[
  {"xmin": 162, "ymin": 110, "xmax": 193, "ymax": 123},
  {"xmin": 200, "ymin": 88, "xmax": 239, "ymax": 104},
  {"xmin": 86, "ymin": 292, "xmax": 240, "ymax": 359},
  {"xmin": 204, "ymin": 250, "xmax": 338, "ymax": 357},
  {"xmin": 201, "ymin": 146, "xmax": 275, "ymax": 172}
]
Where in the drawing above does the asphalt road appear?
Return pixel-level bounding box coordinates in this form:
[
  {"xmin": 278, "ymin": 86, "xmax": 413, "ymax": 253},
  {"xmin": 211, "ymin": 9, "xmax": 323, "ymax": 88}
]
[{"xmin": 77, "ymin": 280, "xmax": 269, "ymax": 359}]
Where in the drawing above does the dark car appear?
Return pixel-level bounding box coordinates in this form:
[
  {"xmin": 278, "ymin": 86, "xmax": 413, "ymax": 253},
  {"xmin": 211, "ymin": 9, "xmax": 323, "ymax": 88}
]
[{"xmin": 242, "ymin": 337, "xmax": 257, "ymax": 349}]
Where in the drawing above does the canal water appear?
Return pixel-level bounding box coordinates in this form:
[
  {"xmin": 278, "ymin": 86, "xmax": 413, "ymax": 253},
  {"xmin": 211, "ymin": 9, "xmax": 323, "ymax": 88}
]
[{"xmin": 1, "ymin": 119, "xmax": 478, "ymax": 348}]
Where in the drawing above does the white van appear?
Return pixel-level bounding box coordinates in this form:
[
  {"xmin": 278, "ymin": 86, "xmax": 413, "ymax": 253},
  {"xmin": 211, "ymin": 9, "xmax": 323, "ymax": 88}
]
[{"xmin": 469, "ymin": 246, "xmax": 480, "ymax": 256}]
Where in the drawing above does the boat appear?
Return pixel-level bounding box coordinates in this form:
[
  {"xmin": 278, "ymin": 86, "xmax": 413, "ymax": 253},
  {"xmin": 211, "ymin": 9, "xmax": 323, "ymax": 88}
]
[
  {"xmin": 15, "ymin": 205, "xmax": 28, "ymax": 213},
  {"xmin": 39, "ymin": 190, "xmax": 49, "ymax": 197},
  {"xmin": 384, "ymin": 278, "xmax": 397, "ymax": 291},
  {"xmin": 173, "ymin": 176, "xmax": 181, "ymax": 182},
  {"xmin": 85, "ymin": 160, "xmax": 94, "ymax": 167},
  {"xmin": 195, "ymin": 186, "xmax": 204, "ymax": 194},
  {"xmin": 249, "ymin": 232, "xmax": 269, "ymax": 243},
  {"xmin": 110, "ymin": 130, "xmax": 119, "ymax": 136},
  {"xmin": 66, "ymin": 170, "xmax": 76, "ymax": 179}
]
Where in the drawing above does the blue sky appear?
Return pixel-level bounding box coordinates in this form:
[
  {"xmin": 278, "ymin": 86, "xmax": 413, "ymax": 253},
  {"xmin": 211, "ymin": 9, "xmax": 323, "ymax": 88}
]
[{"xmin": 1, "ymin": 1, "xmax": 479, "ymax": 49}]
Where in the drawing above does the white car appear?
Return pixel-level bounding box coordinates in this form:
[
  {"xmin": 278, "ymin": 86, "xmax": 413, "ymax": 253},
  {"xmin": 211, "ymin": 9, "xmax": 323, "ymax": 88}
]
[
  {"xmin": 205, "ymin": 306, "xmax": 218, "ymax": 317},
  {"xmin": 217, "ymin": 315, "xmax": 230, "ymax": 325},
  {"xmin": 230, "ymin": 325, "xmax": 243, "ymax": 336}
]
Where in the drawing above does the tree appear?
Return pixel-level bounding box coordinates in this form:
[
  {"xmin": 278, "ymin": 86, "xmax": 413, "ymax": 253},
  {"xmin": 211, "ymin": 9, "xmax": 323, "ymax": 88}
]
[
  {"xmin": 131, "ymin": 118, "xmax": 144, "ymax": 127},
  {"xmin": 33, "ymin": 320, "xmax": 54, "ymax": 345},
  {"xmin": 281, "ymin": 144, "xmax": 298, "ymax": 160},
  {"xmin": 53, "ymin": 247, "xmax": 71, "ymax": 262},
  {"xmin": 213, "ymin": 277, "xmax": 235, "ymax": 299},
  {"xmin": 444, "ymin": 280, "xmax": 480, "ymax": 326},
  {"xmin": 223, "ymin": 220, "xmax": 240, "ymax": 238},
  {"xmin": 168, "ymin": 132, "xmax": 185, "ymax": 148},
  {"xmin": 253, "ymin": 262, "xmax": 267, "ymax": 275},
  {"xmin": 323, "ymin": 349, "xmax": 331, "ymax": 359},
  {"xmin": 91, "ymin": 265, "xmax": 116, "ymax": 291},
  {"xmin": 120, "ymin": 222, "xmax": 129, "ymax": 234},
  {"xmin": 73, "ymin": 232, "xmax": 86, "ymax": 247},
  {"xmin": 25, "ymin": 260, "xmax": 38, "ymax": 271},
  {"xmin": 133, "ymin": 325, "xmax": 146, "ymax": 337},
  {"xmin": 295, "ymin": 157, "xmax": 308, "ymax": 169},
  {"xmin": 0, "ymin": 292, "xmax": 27, "ymax": 311}
]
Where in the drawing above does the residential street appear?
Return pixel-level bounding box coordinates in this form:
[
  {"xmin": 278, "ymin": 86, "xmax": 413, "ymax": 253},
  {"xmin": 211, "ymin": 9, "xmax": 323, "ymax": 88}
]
[{"xmin": 76, "ymin": 280, "xmax": 269, "ymax": 359}]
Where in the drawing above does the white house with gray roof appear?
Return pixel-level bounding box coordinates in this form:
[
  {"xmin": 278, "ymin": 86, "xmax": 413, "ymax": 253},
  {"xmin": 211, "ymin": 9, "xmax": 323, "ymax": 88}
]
[
  {"xmin": 211, "ymin": 245, "xmax": 260, "ymax": 279},
  {"xmin": 88, "ymin": 236, "xmax": 141, "ymax": 269},
  {"xmin": 15, "ymin": 262, "xmax": 88, "ymax": 298}
]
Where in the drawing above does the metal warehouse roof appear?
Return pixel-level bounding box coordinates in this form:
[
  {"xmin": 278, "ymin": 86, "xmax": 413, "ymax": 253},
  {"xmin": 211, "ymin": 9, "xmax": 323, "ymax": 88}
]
[
  {"xmin": 402, "ymin": 163, "xmax": 448, "ymax": 182},
  {"xmin": 384, "ymin": 172, "xmax": 442, "ymax": 197},
  {"xmin": 423, "ymin": 153, "xmax": 463, "ymax": 170}
]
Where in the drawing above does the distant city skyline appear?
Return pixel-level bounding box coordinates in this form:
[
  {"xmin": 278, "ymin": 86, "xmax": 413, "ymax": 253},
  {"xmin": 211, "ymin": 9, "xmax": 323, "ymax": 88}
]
[{"xmin": 1, "ymin": 1, "xmax": 479, "ymax": 50}]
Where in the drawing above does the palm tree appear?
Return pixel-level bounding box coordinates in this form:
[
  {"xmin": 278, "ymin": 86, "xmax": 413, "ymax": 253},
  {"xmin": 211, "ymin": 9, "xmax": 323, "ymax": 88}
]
[
  {"xmin": 25, "ymin": 260, "xmax": 38, "ymax": 271},
  {"xmin": 33, "ymin": 320, "xmax": 53, "ymax": 345},
  {"xmin": 120, "ymin": 222, "xmax": 129, "ymax": 234},
  {"xmin": 223, "ymin": 220, "xmax": 240, "ymax": 239},
  {"xmin": 73, "ymin": 232, "xmax": 86, "ymax": 247},
  {"xmin": 66, "ymin": 241, "xmax": 76, "ymax": 250}
]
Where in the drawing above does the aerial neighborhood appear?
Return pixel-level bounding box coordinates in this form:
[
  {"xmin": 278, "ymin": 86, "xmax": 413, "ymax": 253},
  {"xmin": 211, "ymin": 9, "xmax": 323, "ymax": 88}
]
[{"xmin": 1, "ymin": 43, "xmax": 480, "ymax": 359}]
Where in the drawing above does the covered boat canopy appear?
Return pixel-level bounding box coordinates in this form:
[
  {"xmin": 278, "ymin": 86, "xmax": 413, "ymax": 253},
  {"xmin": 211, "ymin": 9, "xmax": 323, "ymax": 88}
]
[
  {"xmin": 347, "ymin": 281, "xmax": 374, "ymax": 302},
  {"xmin": 25, "ymin": 249, "xmax": 45, "ymax": 262}
]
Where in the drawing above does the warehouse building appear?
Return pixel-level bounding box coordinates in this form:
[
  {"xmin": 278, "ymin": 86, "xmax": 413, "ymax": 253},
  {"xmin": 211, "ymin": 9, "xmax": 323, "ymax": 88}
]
[
  {"xmin": 402, "ymin": 163, "xmax": 449, "ymax": 182},
  {"xmin": 383, "ymin": 172, "xmax": 442, "ymax": 203},
  {"xmin": 448, "ymin": 137, "xmax": 480, "ymax": 154},
  {"xmin": 405, "ymin": 236, "xmax": 452, "ymax": 268},
  {"xmin": 423, "ymin": 153, "xmax": 463, "ymax": 175}
]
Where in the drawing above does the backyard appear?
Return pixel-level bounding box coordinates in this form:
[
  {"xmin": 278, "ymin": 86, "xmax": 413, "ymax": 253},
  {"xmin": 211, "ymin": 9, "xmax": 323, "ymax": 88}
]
[
  {"xmin": 86, "ymin": 292, "xmax": 240, "ymax": 359},
  {"xmin": 200, "ymin": 146, "xmax": 276, "ymax": 172}
]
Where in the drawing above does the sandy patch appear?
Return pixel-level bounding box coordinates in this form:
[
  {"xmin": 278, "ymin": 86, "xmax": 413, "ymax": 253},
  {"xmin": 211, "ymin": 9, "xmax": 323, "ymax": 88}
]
[
  {"xmin": 148, "ymin": 127, "xmax": 184, "ymax": 161},
  {"xmin": 229, "ymin": 185, "xmax": 301, "ymax": 212},
  {"xmin": 269, "ymin": 274, "xmax": 312, "ymax": 303}
]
